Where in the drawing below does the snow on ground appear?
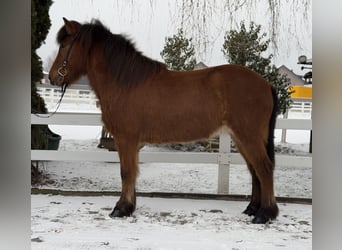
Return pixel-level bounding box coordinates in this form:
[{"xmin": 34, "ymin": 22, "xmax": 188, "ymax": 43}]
[
  {"xmin": 31, "ymin": 195, "xmax": 312, "ymax": 250},
  {"xmin": 31, "ymin": 103, "xmax": 312, "ymax": 249}
]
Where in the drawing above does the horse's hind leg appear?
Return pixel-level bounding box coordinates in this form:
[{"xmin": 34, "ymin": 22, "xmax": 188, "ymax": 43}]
[
  {"xmin": 109, "ymin": 139, "xmax": 139, "ymax": 218},
  {"xmin": 243, "ymin": 165, "xmax": 261, "ymax": 216},
  {"xmin": 234, "ymin": 138, "xmax": 278, "ymax": 223},
  {"xmin": 252, "ymin": 155, "xmax": 278, "ymax": 224}
]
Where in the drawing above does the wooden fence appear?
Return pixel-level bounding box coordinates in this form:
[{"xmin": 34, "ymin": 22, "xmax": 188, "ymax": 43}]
[{"xmin": 37, "ymin": 84, "xmax": 97, "ymax": 106}]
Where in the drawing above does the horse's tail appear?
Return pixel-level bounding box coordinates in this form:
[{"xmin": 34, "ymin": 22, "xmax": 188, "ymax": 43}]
[{"xmin": 267, "ymin": 86, "xmax": 278, "ymax": 166}]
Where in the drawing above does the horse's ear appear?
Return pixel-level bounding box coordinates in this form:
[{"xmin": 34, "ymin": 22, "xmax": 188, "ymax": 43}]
[
  {"xmin": 62, "ymin": 17, "xmax": 80, "ymax": 35},
  {"xmin": 63, "ymin": 17, "xmax": 69, "ymax": 24}
]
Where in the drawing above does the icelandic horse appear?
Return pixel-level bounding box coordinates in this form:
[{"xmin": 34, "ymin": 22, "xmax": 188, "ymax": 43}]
[{"xmin": 49, "ymin": 18, "xmax": 279, "ymax": 224}]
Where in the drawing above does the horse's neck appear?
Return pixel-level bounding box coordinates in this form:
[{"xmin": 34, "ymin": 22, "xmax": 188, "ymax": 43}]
[
  {"xmin": 88, "ymin": 73, "xmax": 119, "ymax": 98},
  {"xmin": 86, "ymin": 67, "xmax": 125, "ymax": 112},
  {"xmin": 85, "ymin": 49, "xmax": 119, "ymax": 98}
]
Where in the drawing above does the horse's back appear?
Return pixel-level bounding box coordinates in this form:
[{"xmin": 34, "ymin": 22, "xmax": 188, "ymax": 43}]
[
  {"xmin": 157, "ymin": 64, "xmax": 271, "ymax": 92},
  {"xmin": 153, "ymin": 64, "xmax": 274, "ymax": 117}
]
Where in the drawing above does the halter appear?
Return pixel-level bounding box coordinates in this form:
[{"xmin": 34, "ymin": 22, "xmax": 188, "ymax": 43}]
[
  {"xmin": 56, "ymin": 31, "xmax": 81, "ymax": 85},
  {"xmin": 34, "ymin": 31, "xmax": 81, "ymax": 118}
]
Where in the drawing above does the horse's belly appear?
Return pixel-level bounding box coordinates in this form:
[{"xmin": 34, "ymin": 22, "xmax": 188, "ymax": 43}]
[{"xmin": 140, "ymin": 110, "xmax": 225, "ymax": 144}]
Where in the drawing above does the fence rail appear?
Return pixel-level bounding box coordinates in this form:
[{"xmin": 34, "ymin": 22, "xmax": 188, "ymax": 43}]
[
  {"xmin": 31, "ymin": 112, "xmax": 312, "ymax": 194},
  {"xmin": 37, "ymin": 84, "xmax": 97, "ymax": 106},
  {"xmin": 291, "ymin": 101, "xmax": 312, "ymax": 113}
]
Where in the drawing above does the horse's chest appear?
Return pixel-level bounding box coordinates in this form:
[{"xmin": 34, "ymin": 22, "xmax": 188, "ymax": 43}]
[{"xmin": 101, "ymin": 104, "xmax": 138, "ymax": 134}]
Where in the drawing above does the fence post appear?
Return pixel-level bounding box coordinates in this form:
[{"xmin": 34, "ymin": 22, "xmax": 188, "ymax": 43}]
[
  {"xmin": 217, "ymin": 133, "xmax": 231, "ymax": 194},
  {"xmin": 281, "ymin": 110, "xmax": 289, "ymax": 143}
]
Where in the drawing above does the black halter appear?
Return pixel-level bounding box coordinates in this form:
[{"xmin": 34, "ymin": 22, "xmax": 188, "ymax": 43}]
[
  {"xmin": 57, "ymin": 31, "xmax": 81, "ymax": 86},
  {"xmin": 34, "ymin": 31, "xmax": 80, "ymax": 118}
]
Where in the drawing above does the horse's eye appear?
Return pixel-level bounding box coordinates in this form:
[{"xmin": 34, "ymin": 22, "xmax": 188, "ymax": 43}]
[{"xmin": 60, "ymin": 43, "xmax": 66, "ymax": 49}]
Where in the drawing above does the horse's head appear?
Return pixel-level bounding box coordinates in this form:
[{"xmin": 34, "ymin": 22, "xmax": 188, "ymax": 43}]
[{"xmin": 49, "ymin": 18, "xmax": 86, "ymax": 87}]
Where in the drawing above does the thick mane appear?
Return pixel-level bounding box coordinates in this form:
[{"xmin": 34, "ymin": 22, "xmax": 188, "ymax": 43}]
[{"xmin": 77, "ymin": 20, "xmax": 166, "ymax": 86}]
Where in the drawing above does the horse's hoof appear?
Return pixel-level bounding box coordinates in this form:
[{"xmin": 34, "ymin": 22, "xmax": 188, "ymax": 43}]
[
  {"xmin": 251, "ymin": 205, "xmax": 278, "ymax": 224},
  {"xmin": 243, "ymin": 205, "xmax": 258, "ymax": 216},
  {"xmin": 252, "ymin": 214, "xmax": 269, "ymax": 224},
  {"xmin": 109, "ymin": 204, "xmax": 135, "ymax": 218},
  {"xmin": 109, "ymin": 208, "xmax": 126, "ymax": 218}
]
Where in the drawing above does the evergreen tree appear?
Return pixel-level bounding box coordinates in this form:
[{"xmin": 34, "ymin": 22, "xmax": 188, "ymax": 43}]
[
  {"xmin": 222, "ymin": 22, "xmax": 294, "ymax": 115},
  {"xmin": 32, "ymin": 0, "xmax": 52, "ymax": 92},
  {"xmin": 160, "ymin": 29, "xmax": 196, "ymax": 71},
  {"xmin": 31, "ymin": 0, "xmax": 52, "ymax": 149}
]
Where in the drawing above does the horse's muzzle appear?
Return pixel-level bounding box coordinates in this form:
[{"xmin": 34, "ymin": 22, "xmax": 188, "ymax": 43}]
[
  {"xmin": 49, "ymin": 65, "xmax": 68, "ymax": 86},
  {"xmin": 49, "ymin": 74, "xmax": 66, "ymax": 87}
]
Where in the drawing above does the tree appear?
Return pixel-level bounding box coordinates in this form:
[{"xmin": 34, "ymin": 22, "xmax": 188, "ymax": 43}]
[
  {"xmin": 31, "ymin": 0, "xmax": 52, "ymax": 148},
  {"xmin": 222, "ymin": 22, "xmax": 294, "ymax": 115},
  {"xmin": 160, "ymin": 29, "xmax": 196, "ymax": 71},
  {"xmin": 32, "ymin": 0, "xmax": 52, "ymax": 90},
  {"xmin": 31, "ymin": 0, "xmax": 53, "ymax": 182},
  {"xmin": 222, "ymin": 22, "xmax": 271, "ymax": 74}
]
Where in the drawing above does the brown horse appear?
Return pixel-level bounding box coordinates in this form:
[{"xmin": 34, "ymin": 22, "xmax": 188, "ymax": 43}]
[{"xmin": 49, "ymin": 18, "xmax": 279, "ymax": 224}]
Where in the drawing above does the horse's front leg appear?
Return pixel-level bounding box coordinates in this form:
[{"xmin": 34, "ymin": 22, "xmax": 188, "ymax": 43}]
[{"xmin": 109, "ymin": 139, "xmax": 139, "ymax": 218}]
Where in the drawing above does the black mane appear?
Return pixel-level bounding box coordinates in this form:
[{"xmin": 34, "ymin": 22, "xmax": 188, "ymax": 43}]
[{"xmin": 60, "ymin": 19, "xmax": 165, "ymax": 86}]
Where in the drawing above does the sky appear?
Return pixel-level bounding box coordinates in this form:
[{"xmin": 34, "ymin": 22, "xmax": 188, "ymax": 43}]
[{"xmin": 37, "ymin": 0, "xmax": 312, "ymax": 75}]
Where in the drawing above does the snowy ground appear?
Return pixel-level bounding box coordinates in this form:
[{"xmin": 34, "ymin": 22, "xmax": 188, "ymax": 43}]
[
  {"xmin": 31, "ymin": 195, "xmax": 312, "ymax": 250},
  {"xmin": 31, "ymin": 102, "xmax": 312, "ymax": 249}
]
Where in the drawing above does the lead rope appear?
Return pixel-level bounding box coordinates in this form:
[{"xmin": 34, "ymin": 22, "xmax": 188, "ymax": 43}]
[{"xmin": 33, "ymin": 84, "xmax": 67, "ymax": 118}]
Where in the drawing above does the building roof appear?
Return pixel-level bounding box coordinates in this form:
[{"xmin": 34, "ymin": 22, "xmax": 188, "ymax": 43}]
[
  {"xmin": 193, "ymin": 62, "xmax": 208, "ymax": 70},
  {"xmin": 278, "ymin": 65, "xmax": 305, "ymax": 86}
]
